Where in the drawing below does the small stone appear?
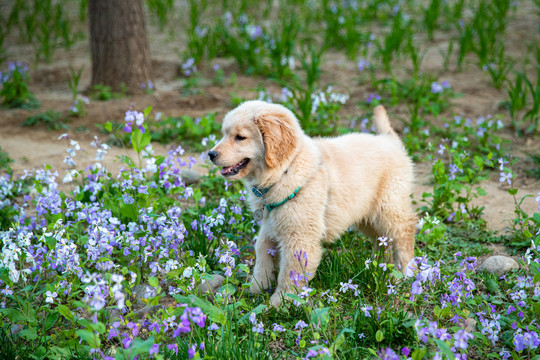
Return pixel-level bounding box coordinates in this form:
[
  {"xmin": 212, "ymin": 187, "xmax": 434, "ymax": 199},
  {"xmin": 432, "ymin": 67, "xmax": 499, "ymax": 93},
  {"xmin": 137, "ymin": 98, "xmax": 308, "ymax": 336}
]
[
  {"xmin": 109, "ymin": 309, "xmax": 122, "ymax": 320},
  {"xmin": 197, "ymin": 274, "xmax": 225, "ymax": 296},
  {"xmin": 464, "ymin": 317, "xmax": 477, "ymax": 332},
  {"xmin": 135, "ymin": 305, "xmax": 163, "ymax": 319},
  {"xmin": 180, "ymin": 169, "xmax": 200, "ymax": 185},
  {"xmin": 478, "ymin": 255, "xmax": 519, "ymax": 276},
  {"xmin": 10, "ymin": 324, "xmax": 23, "ymax": 335},
  {"xmin": 132, "ymin": 285, "xmax": 156, "ymax": 307}
]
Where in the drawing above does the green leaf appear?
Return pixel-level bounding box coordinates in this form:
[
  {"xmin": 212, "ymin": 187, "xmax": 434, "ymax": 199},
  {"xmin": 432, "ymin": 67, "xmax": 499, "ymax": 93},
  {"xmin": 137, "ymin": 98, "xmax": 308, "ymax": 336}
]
[
  {"xmin": 476, "ymin": 187, "xmax": 487, "ymax": 196},
  {"xmin": 218, "ymin": 283, "xmax": 236, "ymax": 296},
  {"xmin": 375, "ymin": 329, "xmax": 384, "ymax": 342},
  {"xmin": 284, "ymin": 293, "xmax": 305, "ymax": 304},
  {"xmin": 128, "ymin": 336, "xmax": 155, "ymax": 359},
  {"xmin": 155, "ymin": 155, "xmax": 165, "ymax": 166},
  {"xmin": 485, "ymin": 278, "xmax": 500, "ymax": 295},
  {"xmin": 18, "ymin": 327, "xmax": 37, "ymax": 340},
  {"xmin": 143, "ymin": 106, "xmax": 152, "ymax": 118},
  {"xmin": 57, "ymin": 304, "xmax": 73, "ymax": 320},
  {"xmin": 45, "ymin": 236, "xmax": 57, "ymax": 250},
  {"xmin": 76, "ymin": 329, "xmax": 100, "ymax": 348},
  {"xmin": 0, "ymin": 268, "xmax": 10, "ymax": 284},
  {"xmin": 238, "ymin": 263, "xmax": 250, "ymax": 274},
  {"xmin": 44, "ymin": 311, "xmax": 59, "ymax": 331},
  {"xmin": 131, "ymin": 129, "xmax": 143, "ymax": 152},
  {"xmin": 434, "ymin": 339, "xmax": 454, "ymax": 359},
  {"xmin": 148, "ymin": 277, "xmax": 159, "ymax": 288},
  {"xmin": 411, "ymin": 348, "xmax": 427, "ymax": 360},
  {"xmin": 140, "ymin": 131, "xmax": 151, "ymax": 149},
  {"xmin": 92, "ymin": 321, "xmax": 106, "ymax": 334},
  {"xmin": 104, "ymin": 121, "xmax": 112, "ymax": 132},
  {"xmin": 507, "ymin": 188, "xmax": 518, "ymax": 196},
  {"xmin": 329, "ymin": 328, "xmax": 354, "ymax": 355},
  {"xmin": 310, "ymin": 307, "xmax": 330, "ymax": 329},
  {"xmin": 120, "ymin": 203, "xmax": 138, "ymax": 220},
  {"xmin": 0, "ymin": 308, "xmax": 25, "ymax": 322}
]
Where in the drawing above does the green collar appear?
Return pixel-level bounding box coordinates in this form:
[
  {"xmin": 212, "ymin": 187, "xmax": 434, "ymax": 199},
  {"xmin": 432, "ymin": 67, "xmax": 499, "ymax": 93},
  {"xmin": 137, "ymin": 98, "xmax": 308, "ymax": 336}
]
[{"xmin": 252, "ymin": 185, "xmax": 302, "ymax": 212}]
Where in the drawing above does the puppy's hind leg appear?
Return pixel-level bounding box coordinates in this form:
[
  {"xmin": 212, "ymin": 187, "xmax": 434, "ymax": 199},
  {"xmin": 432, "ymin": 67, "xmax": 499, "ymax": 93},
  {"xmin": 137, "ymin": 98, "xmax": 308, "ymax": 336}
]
[{"xmin": 250, "ymin": 230, "xmax": 277, "ymax": 294}]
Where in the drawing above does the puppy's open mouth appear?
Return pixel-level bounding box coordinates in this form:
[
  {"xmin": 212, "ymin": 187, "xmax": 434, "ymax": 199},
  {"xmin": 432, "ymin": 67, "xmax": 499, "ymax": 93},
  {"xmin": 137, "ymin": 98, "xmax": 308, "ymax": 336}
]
[{"xmin": 220, "ymin": 158, "xmax": 249, "ymax": 176}]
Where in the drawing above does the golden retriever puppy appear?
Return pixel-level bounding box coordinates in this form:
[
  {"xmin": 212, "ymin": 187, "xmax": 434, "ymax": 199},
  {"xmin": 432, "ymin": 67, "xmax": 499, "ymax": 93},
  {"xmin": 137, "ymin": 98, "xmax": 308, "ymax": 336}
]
[{"xmin": 208, "ymin": 100, "xmax": 416, "ymax": 306}]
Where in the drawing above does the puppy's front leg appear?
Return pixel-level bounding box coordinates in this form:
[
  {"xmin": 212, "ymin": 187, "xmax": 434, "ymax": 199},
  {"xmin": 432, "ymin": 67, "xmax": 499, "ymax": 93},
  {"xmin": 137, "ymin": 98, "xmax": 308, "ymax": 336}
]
[
  {"xmin": 269, "ymin": 240, "xmax": 323, "ymax": 307},
  {"xmin": 250, "ymin": 227, "xmax": 276, "ymax": 294}
]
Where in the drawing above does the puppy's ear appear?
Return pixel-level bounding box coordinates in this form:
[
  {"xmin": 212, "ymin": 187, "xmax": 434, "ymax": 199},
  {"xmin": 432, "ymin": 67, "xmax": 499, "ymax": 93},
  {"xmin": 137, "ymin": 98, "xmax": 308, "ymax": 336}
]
[{"xmin": 256, "ymin": 111, "xmax": 297, "ymax": 168}]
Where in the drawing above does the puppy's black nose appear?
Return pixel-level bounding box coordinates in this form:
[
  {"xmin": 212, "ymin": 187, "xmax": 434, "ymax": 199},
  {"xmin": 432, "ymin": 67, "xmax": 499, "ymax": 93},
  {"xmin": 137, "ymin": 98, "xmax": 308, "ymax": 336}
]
[{"xmin": 208, "ymin": 150, "xmax": 218, "ymax": 162}]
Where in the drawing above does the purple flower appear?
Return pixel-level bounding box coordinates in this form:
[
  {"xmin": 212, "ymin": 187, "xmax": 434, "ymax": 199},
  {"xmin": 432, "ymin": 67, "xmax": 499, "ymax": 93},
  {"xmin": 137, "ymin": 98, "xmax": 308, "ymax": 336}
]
[
  {"xmin": 273, "ymin": 323, "xmax": 286, "ymax": 332},
  {"xmin": 149, "ymin": 343, "xmax": 159, "ymax": 355},
  {"xmin": 124, "ymin": 110, "xmax": 145, "ymax": 133},
  {"xmin": 357, "ymin": 59, "xmax": 370, "ymax": 71},
  {"xmin": 453, "ymin": 329, "xmax": 474, "ymax": 349},
  {"xmin": 294, "ymin": 250, "xmax": 309, "ymax": 268},
  {"xmin": 249, "ymin": 312, "xmax": 257, "ymax": 325},
  {"xmin": 378, "ymin": 347, "xmax": 399, "ymax": 360},
  {"xmin": 248, "ymin": 25, "xmax": 263, "ymax": 40},
  {"xmin": 182, "ymin": 58, "xmax": 197, "ymax": 76},
  {"xmin": 361, "ymin": 305, "xmax": 373, "ymax": 317},
  {"xmin": 499, "ymin": 171, "xmax": 513, "ymax": 185},
  {"xmin": 411, "ymin": 280, "xmax": 423, "ymax": 295},
  {"xmin": 401, "ymin": 347, "xmax": 410, "ymax": 356},
  {"xmin": 108, "ymin": 327, "xmax": 119, "ymax": 340},
  {"xmin": 387, "ymin": 281, "xmax": 396, "ymax": 295},
  {"xmin": 252, "ymin": 322, "xmax": 264, "ymax": 334},
  {"xmin": 366, "ymin": 93, "xmax": 381, "ymax": 104},
  {"xmin": 127, "ymin": 322, "xmax": 139, "ymax": 336},
  {"xmin": 167, "ymin": 344, "xmax": 178, "ymax": 355},
  {"xmin": 294, "ymin": 320, "xmax": 308, "ymax": 331},
  {"xmin": 431, "ymin": 82, "xmax": 444, "ymax": 94},
  {"xmin": 305, "ymin": 349, "xmax": 318, "ymax": 359},
  {"xmin": 122, "ymin": 335, "xmax": 132, "ymax": 349},
  {"xmin": 188, "ymin": 344, "xmax": 196, "ymax": 359}
]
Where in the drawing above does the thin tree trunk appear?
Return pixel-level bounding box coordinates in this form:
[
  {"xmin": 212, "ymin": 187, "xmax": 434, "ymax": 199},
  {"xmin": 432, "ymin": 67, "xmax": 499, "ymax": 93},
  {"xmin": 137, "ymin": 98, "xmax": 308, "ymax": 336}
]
[{"xmin": 89, "ymin": 0, "xmax": 154, "ymax": 94}]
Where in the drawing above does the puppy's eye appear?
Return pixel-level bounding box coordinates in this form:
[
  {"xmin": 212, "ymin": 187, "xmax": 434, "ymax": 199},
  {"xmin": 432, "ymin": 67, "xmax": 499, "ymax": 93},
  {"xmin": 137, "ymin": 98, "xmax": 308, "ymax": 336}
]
[{"xmin": 235, "ymin": 135, "xmax": 247, "ymax": 141}]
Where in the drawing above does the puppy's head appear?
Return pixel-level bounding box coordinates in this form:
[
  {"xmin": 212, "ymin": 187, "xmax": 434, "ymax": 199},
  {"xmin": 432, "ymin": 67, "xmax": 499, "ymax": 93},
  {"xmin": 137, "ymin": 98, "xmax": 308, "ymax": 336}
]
[{"xmin": 209, "ymin": 101, "xmax": 299, "ymax": 181}]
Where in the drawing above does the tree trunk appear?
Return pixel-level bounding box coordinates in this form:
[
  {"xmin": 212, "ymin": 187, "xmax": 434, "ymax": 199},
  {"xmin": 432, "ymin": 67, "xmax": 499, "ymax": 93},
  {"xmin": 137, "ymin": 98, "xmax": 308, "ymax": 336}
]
[{"xmin": 89, "ymin": 0, "xmax": 154, "ymax": 94}]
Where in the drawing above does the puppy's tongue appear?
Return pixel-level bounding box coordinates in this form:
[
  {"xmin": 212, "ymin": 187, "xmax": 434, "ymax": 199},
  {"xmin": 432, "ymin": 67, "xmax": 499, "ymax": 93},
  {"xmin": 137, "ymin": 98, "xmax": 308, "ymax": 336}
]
[
  {"xmin": 220, "ymin": 158, "xmax": 248, "ymax": 176},
  {"xmin": 220, "ymin": 165, "xmax": 235, "ymax": 175}
]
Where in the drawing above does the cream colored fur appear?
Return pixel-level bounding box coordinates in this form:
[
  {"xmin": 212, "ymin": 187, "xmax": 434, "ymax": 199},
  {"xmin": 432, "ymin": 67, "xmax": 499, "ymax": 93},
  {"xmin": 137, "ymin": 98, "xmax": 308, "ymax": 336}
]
[{"xmin": 209, "ymin": 100, "xmax": 416, "ymax": 306}]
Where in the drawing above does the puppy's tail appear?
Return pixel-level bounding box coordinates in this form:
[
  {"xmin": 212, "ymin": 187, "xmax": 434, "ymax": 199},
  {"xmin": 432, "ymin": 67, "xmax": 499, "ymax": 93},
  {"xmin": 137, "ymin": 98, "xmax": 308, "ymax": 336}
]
[{"xmin": 373, "ymin": 105, "xmax": 399, "ymax": 140}]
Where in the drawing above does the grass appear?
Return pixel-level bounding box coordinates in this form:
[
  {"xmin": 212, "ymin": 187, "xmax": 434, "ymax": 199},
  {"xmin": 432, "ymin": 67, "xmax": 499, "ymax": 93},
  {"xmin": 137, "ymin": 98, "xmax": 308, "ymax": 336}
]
[{"xmin": 0, "ymin": 0, "xmax": 540, "ymax": 359}]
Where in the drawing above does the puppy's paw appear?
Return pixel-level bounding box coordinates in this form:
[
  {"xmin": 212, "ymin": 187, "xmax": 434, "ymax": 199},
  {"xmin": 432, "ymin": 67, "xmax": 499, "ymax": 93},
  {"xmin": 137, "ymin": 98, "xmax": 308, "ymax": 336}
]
[
  {"xmin": 249, "ymin": 276, "xmax": 272, "ymax": 295},
  {"xmin": 269, "ymin": 291, "xmax": 283, "ymax": 307},
  {"xmin": 249, "ymin": 281, "xmax": 264, "ymax": 295}
]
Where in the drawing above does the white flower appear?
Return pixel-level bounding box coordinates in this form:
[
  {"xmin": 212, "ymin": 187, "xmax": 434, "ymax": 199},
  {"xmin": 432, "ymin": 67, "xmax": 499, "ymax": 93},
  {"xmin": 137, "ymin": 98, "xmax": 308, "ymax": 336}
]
[
  {"xmin": 69, "ymin": 139, "xmax": 80, "ymax": 150},
  {"xmin": 45, "ymin": 291, "xmax": 58, "ymax": 304},
  {"xmin": 111, "ymin": 274, "xmax": 124, "ymax": 283},
  {"xmin": 145, "ymin": 158, "xmax": 157, "ymax": 173},
  {"xmin": 182, "ymin": 267, "xmax": 193, "ymax": 279}
]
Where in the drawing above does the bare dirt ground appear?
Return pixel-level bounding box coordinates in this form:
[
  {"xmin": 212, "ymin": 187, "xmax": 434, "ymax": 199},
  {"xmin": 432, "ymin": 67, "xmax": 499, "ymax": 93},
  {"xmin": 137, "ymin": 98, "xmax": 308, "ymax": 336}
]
[{"xmin": 0, "ymin": 3, "xmax": 538, "ymax": 233}]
